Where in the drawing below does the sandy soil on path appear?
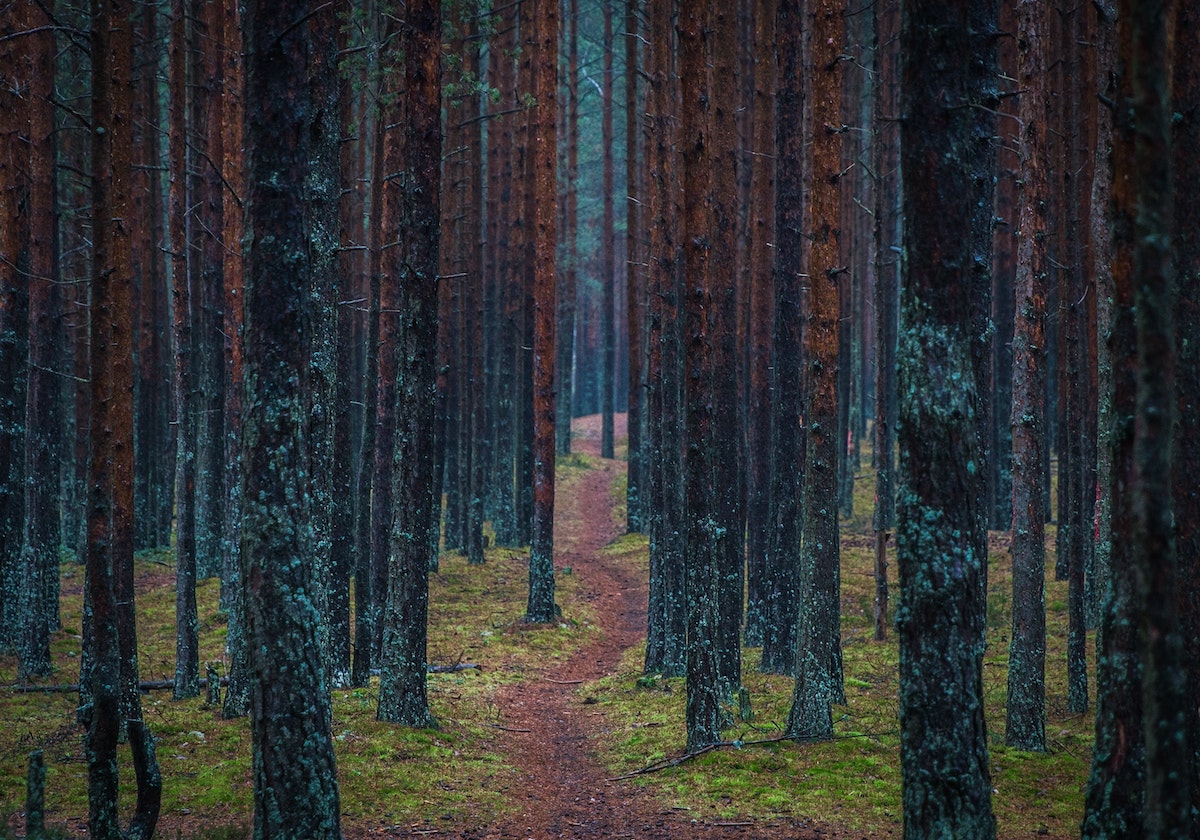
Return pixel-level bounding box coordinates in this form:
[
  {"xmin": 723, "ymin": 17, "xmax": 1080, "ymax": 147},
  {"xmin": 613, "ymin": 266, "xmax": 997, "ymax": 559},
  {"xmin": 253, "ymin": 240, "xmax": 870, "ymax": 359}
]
[{"xmin": 466, "ymin": 415, "xmax": 845, "ymax": 840}]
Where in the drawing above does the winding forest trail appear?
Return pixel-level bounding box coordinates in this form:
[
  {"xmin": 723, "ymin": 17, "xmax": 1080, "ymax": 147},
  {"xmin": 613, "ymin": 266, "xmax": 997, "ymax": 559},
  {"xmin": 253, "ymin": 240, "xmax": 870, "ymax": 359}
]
[{"xmin": 471, "ymin": 415, "xmax": 832, "ymax": 840}]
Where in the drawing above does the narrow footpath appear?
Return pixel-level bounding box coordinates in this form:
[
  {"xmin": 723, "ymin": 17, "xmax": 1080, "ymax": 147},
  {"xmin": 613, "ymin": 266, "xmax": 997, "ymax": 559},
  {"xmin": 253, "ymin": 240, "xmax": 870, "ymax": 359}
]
[{"xmin": 470, "ymin": 416, "xmax": 829, "ymax": 840}]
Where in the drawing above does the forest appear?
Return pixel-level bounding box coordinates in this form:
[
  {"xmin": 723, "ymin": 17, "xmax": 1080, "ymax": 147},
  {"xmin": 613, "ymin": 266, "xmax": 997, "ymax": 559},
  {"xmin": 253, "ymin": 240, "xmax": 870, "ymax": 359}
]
[{"xmin": 0, "ymin": 0, "xmax": 1196, "ymax": 838}]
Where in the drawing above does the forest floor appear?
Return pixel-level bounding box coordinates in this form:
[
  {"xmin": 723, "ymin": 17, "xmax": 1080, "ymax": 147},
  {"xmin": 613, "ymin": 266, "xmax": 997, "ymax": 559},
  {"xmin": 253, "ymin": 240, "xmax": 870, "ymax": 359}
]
[
  {"xmin": 460, "ymin": 414, "xmax": 848, "ymax": 840},
  {"xmin": 2, "ymin": 412, "xmax": 1091, "ymax": 839}
]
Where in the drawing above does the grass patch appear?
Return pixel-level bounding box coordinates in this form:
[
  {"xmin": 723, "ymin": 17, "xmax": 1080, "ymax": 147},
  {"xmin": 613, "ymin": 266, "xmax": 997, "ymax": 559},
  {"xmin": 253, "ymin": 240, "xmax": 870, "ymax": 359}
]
[
  {"xmin": 1, "ymin": 528, "xmax": 598, "ymax": 836},
  {"xmin": 582, "ymin": 438, "xmax": 1092, "ymax": 839}
]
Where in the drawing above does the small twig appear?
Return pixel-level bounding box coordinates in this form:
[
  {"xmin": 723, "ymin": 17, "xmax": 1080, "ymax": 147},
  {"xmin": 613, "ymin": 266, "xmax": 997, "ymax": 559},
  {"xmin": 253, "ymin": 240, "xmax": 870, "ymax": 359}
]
[
  {"xmin": 607, "ymin": 734, "xmax": 796, "ymax": 781},
  {"xmin": 544, "ymin": 677, "xmax": 584, "ymax": 685},
  {"xmin": 486, "ymin": 723, "xmax": 531, "ymax": 733}
]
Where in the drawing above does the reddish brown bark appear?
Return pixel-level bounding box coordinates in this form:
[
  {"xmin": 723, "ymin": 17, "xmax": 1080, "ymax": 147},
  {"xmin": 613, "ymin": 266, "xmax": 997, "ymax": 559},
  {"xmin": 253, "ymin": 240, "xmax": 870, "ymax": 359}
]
[
  {"xmin": 87, "ymin": 0, "xmax": 162, "ymax": 833},
  {"xmin": 788, "ymin": 0, "xmax": 844, "ymax": 739},
  {"xmin": 527, "ymin": 0, "xmax": 559, "ymax": 622},
  {"xmin": 743, "ymin": 0, "xmax": 777, "ymax": 648}
]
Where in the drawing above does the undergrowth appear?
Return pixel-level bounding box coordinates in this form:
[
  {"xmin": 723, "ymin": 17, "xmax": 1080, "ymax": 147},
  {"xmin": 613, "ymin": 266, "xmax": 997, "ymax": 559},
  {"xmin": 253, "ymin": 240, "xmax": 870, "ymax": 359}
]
[
  {"xmin": 583, "ymin": 451, "xmax": 1092, "ymax": 840},
  {"xmin": 1, "ymin": 441, "xmax": 1092, "ymax": 839}
]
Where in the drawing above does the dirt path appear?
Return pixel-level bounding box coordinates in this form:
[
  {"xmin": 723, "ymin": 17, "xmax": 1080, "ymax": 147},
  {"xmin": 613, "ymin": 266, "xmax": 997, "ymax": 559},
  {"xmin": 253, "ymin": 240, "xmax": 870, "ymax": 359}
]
[{"xmin": 471, "ymin": 416, "xmax": 832, "ymax": 840}]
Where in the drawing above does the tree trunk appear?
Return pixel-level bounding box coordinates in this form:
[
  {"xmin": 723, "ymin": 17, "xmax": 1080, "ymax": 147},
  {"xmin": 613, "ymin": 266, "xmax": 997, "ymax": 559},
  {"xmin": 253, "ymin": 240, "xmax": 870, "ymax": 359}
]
[
  {"xmin": 0, "ymin": 1, "xmax": 32, "ymax": 660},
  {"xmin": 556, "ymin": 0, "xmax": 580, "ymax": 459},
  {"xmin": 377, "ymin": 0, "xmax": 441, "ymax": 727},
  {"xmin": 762, "ymin": 0, "xmax": 805, "ymax": 676},
  {"xmin": 679, "ymin": 0, "xmax": 723, "ymax": 751},
  {"xmin": 625, "ymin": 0, "xmax": 645, "ymax": 531},
  {"xmin": 709, "ymin": 0, "xmax": 744, "ymax": 703},
  {"xmin": 787, "ymin": 0, "xmax": 843, "ymax": 740},
  {"xmin": 1004, "ymin": 0, "xmax": 1049, "ymax": 754},
  {"xmin": 18, "ymin": 6, "xmax": 58, "ymax": 681},
  {"xmin": 169, "ymin": 0, "xmax": 200, "ymax": 701},
  {"xmin": 88, "ymin": 0, "xmax": 163, "ymax": 834},
  {"xmin": 240, "ymin": 2, "xmax": 343, "ymax": 835},
  {"xmin": 1125, "ymin": 1, "xmax": 1187, "ymax": 834},
  {"xmin": 1171, "ymin": 2, "xmax": 1200, "ymax": 831},
  {"xmin": 526, "ymin": 0, "xmax": 559, "ymax": 622},
  {"xmin": 601, "ymin": 0, "xmax": 616, "ymax": 460},
  {"xmin": 896, "ymin": 0, "xmax": 996, "ymax": 835},
  {"xmin": 743, "ymin": 0, "xmax": 777, "ymax": 651},
  {"xmin": 871, "ymin": 0, "xmax": 901, "ymax": 643},
  {"xmin": 643, "ymin": 0, "xmax": 686, "ymax": 678}
]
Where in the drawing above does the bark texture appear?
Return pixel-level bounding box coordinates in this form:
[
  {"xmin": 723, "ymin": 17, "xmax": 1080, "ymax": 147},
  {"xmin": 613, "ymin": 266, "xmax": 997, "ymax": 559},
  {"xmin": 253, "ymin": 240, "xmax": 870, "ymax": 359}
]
[
  {"xmin": 896, "ymin": 0, "xmax": 996, "ymax": 835},
  {"xmin": 240, "ymin": 2, "xmax": 343, "ymax": 835}
]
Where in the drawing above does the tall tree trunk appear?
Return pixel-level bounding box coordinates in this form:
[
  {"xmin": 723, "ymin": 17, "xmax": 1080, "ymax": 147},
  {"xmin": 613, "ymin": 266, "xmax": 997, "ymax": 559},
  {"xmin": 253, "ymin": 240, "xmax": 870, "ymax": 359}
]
[
  {"xmin": 643, "ymin": 0, "xmax": 687, "ymax": 678},
  {"xmin": 871, "ymin": 0, "xmax": 901, "ymax": 643},
  {"xmin": 1171, "ymin": 2, "xmax": 1200, "ymax": 831},
  {"xmin": 556, "ymin": 0, "xmax": 580, "ymax": 458},
  {"xmin": 710, "ymin": 0, "xmax": 744, "ymax": 702},
  {"xmin": 370, "ymin": 52, "xmax": 404, "ymax": 659},
  {"xmin": 240, "ymin": 1, "xmax": 343, "ymax": 835},
  {"xmin": 787, "ymin": 0, "xmax": 844, "ymax": 741},
  {"xmin": 761, "ymin": 0, "xmax": 803, "ymax": 676},
  {"xmin": 743, "ymin": 0, "xmax": 777, "ymax": 650},
  {"xmin": 1125, "ymin": 1, "xmax": 1186, "ymax": 834},
  {"xmin": 169, "ymin": 0, "xmax": 201, "ymax": 701},
  {"xmin": 601, "ymin": 0, "xmax": 616, "ymax": 460},
  {"xmin": 87, "ymin": 0, "xmax": 163, "ymax": 833},
  {"xmin": 1005, "ymin": 0, "xmax": 1049, "ymax": 754},
  {"xmin": 377, "ymin": 0, "xmax": 442, "ymax": 727},
  {"xmin": 220, "ymin": 0, "xmax": 250, "ymax": 715},
  {"xmin": 680, "ymin": 0, "xmax": 723, "ymax": 751},
  {"xmin": 0, "ymin": 0, "xmax": 32, "ymax": 661},
  {"xmin": 625, "ymin": 0, "xmax": 645, "ymax": 530},
  {"xmin": 896, "ymin": 0, "xmax": 996, "ymax": 835},
  {"xmin": 18, "ymin": 5, "xmax": 59, "ymax": 681},
  {"xmin": 526, "ymin": 0, "xmax": 559, "ymax": 622}
]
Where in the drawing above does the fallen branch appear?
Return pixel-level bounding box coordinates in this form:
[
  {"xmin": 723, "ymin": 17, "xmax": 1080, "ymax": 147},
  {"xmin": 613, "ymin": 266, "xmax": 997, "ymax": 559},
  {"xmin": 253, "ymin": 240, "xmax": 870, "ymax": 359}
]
[
  {"xmin": 10, "ymin": 677, "xmax": 230, "ymax": 694},
  {"xmin": 543, "ymin": 677, "xmax": 583, "ymax": 684},
  {"xmin": 607, "ymin": 734, "xmax": 794, "ymax": 781},
  {"xmin": 428, "ymin": 662, "xmax": 480, "ymax": 673},
  {"xmin": 485, "ymin": 723, "xmax": 532, "ymax": 733}
]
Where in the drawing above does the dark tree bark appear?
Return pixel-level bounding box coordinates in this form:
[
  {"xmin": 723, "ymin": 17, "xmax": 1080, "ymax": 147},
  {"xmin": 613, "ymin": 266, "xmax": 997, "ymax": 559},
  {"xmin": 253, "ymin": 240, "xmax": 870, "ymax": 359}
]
[
  {"xmin": 377, "ymin": 0, "xmax": 441, "ymax": 727},
  {"xmin": 217, "ymin": 0, "xmax": 250, "ymax": 717},
  {"xmin": 710, "ymin": 0, "xmax": 744, "ymax": 701},
  {"xmin": 601, "ymin": 0, "xmax": 616, "ymax": 460},
  {"xmin": 896, "ymin": 0, "xmax": 996, "ymax": 835},
  {"xmin": 679, "ymin": 0, "xmax": 723, "ymax": 750},
  {"xmin": 491, "ymin": 3, "xmax": 521, "ymax": 549},
  {"xmin": 132, "ymin": 0, "xmax": 173, "ymax": 553},
  {"xmin": 1004, "ymin": 0, "xmax": 1049, "ymax": 754},
  {"xmin": 169, "ymin": 0, "xmax": 200, "ymax": 701},
  {"xmin": 526, "ymin": 0, "xmax": 559, "ymax": 622},
  {"xmin": 87, "ymin": 0, "xmax": 163, "ymax": 834},
  {"xmin": 786, "ymin": 0, "xmax": 843, "ymax": 739},
  {"xmin": 1171, "ymin": 2, "xmax": 1200, "ymax": 832},
  {"xmin": 0, "ymin": 0, "xmax": 32, "ymax": 660},
  {"xmin": 871, "ymin": 0, "xmax": 901, "ymax": 643},
  {"xmin": 760, "ymin": 0, "xmax": 803, "ymax": 676},
  {"xmin": 556, "ymin": 0, "xmax": 580, "ymax": 459},
  {"xmin": 643, "ymin": 0, "xmax": 687, "ymax": 678},
  {"xmin": 370, "ymin": 52, "xmax": 404, "ymax": 659},
  {"xmin": 240, "ymin": 1, "xmax": 343, "ymax": 836},
  {"xmin": 743, "ymin": 0, "xmax": 777, "ymax": 650},
  {"xmin": 18, "ymin": 5, "xmax": 59, "ymax": 681},
  {"xmin": 352, "ymin": 104, "xmax": 385, "ymax": 687},
  {"xmin": 990, "ymin": 0, "xmax": 1017, "ymax": 536},
  {"xmin": 1082, "ymin": 6, "xmax": 1145, "ymax": 831},
  {"xmin": 328, "ymin": 0, "xmax": 362, "ymax": 690},
  {"xmin": 625, "ymin": 0, "xmax": 645, "ymax": 531},
  {"xmin": 1123, "ymin": 1, "xmax": 1188, "ymax": 835}
]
